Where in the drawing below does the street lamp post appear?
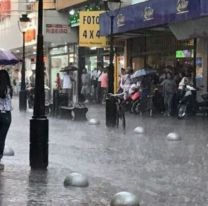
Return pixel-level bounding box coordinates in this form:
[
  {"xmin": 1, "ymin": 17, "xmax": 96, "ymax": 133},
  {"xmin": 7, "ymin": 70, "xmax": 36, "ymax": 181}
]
[
  {"xmin": 103, "ymin": 0, "xmax": 121, "ymax": 127},
  {"xmin": 18, "ymin": 14, "xmax": 30, "ymax": 111},
  {"xmin": 30, "ymin": 0, "xmax": 49, "ymax": 169}
]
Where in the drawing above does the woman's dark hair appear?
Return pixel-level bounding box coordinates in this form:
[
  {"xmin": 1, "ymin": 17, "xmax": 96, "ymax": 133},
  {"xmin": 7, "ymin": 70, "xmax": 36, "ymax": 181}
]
[{"xmin": 0, "ymin": 70, "xmax": 13, "ymax": 98}]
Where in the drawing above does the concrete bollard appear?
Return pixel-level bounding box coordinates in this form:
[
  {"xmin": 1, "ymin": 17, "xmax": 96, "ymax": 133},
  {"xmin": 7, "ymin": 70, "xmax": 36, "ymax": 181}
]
[
  {"xmin": 64, "ymin": 172, "xmax": 89, "ymax": 187},
  {"xmin": 111, "ymin": 191, "xmax": 140, "ymax": 206},
  {"xmin": 134, "ymin": 127, "xmax": 144, "ymax": 134},
  {"xmin": 166, "ymin": 132, "xmax": 181, "ymax": 141},
  {"xmin": 88, "ymin": 118, "xmax": 100, "ymax": 125}
]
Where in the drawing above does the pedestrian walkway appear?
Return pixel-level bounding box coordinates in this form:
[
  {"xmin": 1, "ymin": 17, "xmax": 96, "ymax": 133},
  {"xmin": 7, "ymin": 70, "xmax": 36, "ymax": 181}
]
[{"xmin": 1, "ymin": 97, "xmax": 208, "ymax": 205}]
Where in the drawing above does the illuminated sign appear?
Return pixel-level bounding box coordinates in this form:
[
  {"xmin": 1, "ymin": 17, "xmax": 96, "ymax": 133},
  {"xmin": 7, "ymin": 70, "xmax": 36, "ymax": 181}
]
[
  {"xmin": 69, "ymin": 12, "xmax": 80, "ymax": 27},
  {"xmin": 176, "ymin": 49, "xmax": 193, "ymax": 58}
]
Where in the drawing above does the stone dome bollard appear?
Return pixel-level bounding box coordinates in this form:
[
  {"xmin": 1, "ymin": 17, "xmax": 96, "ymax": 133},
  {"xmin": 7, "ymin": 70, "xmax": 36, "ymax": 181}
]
[
  {"xmin": 64, "ymin": 172, "xmax": 89, "ymax": 187},
  {"xmin": 166, "ymin": 132, "xmax": 181, "ymax": 141},
  {"xmin": 111, "ymin": 191, "xmax": 140, "ymax": 206},
  {"xmin": 88, "ymin": 118, "xmax": 100, "ymax": 125},
  {"xmin": 3, "ymin": 146, "xmax": 15, "ymax": 156},
  {"xmin": 134, "ymin": 126, "xmax": 144, "ymax": 134}
]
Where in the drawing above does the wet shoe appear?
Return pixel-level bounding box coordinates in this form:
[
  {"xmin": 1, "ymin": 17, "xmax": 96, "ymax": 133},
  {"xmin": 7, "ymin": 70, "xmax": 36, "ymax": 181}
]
[{"xmin": 0, "ymin": 163, "xmax": 4, "ymax": 170}]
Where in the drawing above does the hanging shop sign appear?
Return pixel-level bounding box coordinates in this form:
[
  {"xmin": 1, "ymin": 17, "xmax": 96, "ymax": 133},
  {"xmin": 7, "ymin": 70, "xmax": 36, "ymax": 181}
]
[
  {"xmin": 69, "ymin": 12, "xmax": 80, "ymax": 27},
  {"xmin": 79, "ymin": 11, "xmax": 108, "ymax": 47},
  {"xmin": 25, "ymin": 28, "xmax": 36, "ymax": 43}
]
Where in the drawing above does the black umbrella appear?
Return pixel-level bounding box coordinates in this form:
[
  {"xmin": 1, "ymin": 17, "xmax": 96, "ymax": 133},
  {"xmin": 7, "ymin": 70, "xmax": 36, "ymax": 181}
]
[{"xmin": 60, "ymin": 65, "xmax": 78, "ymax": 72}]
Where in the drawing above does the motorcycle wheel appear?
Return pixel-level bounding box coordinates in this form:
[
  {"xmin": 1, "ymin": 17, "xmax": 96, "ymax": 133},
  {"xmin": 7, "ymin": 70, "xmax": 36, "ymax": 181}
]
[
  {"xmin": 178, "ymin": 104, "xmax": 187, "ymax": 119},
  {"xmin": 134, "ymin": 100, "xmax": 142, "ymax": 115},
  {"xmin": 131, "ymin": 100, "xmax": 138, "ymax": 113}
]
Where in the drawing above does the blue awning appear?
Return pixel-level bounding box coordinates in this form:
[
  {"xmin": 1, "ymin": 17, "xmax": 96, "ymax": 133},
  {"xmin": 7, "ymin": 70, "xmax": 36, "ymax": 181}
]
[{"xmin": 100, "ymin": 0, "xmax": 208, "ymax": 36}]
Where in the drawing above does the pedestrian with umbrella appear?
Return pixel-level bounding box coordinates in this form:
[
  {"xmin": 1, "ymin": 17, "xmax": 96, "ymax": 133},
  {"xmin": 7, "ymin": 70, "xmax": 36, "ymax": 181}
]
[{"xmin": 0, "ymin": 70, "xmax": 13, "ymax": 170}]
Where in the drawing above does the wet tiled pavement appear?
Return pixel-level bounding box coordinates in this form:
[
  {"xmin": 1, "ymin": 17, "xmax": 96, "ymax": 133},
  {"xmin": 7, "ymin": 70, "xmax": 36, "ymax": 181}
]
[{"xmin": 1, "ymin": 97, "xmax": 208, "ymax": 205}]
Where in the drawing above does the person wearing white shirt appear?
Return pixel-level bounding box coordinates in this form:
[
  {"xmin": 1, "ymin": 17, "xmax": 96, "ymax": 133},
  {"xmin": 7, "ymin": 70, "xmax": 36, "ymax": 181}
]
[{"xmin": 62, "ymin": 71, "xmax": 72, "ymax": 106}]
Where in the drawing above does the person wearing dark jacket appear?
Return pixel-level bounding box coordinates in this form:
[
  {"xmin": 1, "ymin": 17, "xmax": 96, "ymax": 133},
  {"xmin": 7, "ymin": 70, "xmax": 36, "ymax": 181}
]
[{"xmin": 0, "ymin": 70, "xmax": 12, "ymax": 170}]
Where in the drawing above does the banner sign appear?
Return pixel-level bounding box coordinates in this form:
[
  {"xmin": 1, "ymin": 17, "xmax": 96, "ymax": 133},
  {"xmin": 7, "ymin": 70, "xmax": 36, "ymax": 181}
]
[
  {"xmin": 100, "ymin": 0, "xmax": 202, "ymax": 36},
  {"xmin": 79, "ymin": 11, "xmax": 108, "ymax": 47}
]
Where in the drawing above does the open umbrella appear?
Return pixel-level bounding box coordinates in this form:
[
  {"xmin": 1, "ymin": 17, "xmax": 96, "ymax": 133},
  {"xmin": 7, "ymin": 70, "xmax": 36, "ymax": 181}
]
[
  {"xmin": 60, "ymin": 65, "xmax": 78, "ymax": 72},
  {"xmin": 131, "ymin": 68, "xmax": 155, "ymax": 79},
  {"xmin": 0, "ymin": 48, "xmax": 19, "ymax": 65}
]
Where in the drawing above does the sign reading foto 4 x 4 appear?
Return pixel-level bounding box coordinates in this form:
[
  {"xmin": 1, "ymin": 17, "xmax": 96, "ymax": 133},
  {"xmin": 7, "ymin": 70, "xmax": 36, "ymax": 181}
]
[{"xmin": 79, "ymin": 11, "xmax": 108, "ymax": 47}]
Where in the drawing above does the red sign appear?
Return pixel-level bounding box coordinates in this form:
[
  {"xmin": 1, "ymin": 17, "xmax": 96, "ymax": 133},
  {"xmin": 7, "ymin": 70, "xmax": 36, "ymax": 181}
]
[
  {"xmin": 0, "ymin": 0, "xmax": 11, "ymax": 21},
  {"xmin": 46, "ymin": 24, "xmax": 68, "ymax": 34}
]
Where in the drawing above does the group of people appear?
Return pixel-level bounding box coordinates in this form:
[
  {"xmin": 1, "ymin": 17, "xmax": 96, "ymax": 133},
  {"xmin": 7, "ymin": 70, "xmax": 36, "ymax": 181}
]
[
  {"xmin": 117, "ymin": 66, "xmax": 194, "ymax": 117},
  {"xmin": 80, "ymin": 67, "xmax": 108, "ymax": 104}
]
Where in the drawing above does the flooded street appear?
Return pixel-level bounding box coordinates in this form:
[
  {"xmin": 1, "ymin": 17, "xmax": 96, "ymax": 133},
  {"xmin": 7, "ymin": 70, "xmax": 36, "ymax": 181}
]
[{"xmin": 1, "ymin": 97, "xmax": 208, "ymax": 206}]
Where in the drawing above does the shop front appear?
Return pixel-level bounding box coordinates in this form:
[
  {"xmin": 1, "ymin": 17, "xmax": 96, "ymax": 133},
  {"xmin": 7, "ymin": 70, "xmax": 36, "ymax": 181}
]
[{"xmin": 100, "ymin": 0, "xmax": 208, "ymax": 92}]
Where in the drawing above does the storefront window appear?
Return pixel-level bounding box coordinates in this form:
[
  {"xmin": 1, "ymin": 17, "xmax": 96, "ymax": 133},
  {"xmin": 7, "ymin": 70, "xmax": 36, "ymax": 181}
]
[
  {"xmin": 50, "ymin": 46, "xmax": 68, "ymax": 55},
  {"xmin": 51, "ymin": 55, "xmax": 68, "ymax": 90}
]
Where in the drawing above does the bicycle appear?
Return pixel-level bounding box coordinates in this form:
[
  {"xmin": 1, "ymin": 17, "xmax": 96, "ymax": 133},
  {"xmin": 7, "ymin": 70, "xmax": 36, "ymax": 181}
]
[
  {"xmin": 107, "ymin": 93, "xmax": 126, "ymax": 130},
  {"xmin": 134, "ymin": 94, "xmax": 153, "ymax": 117}
]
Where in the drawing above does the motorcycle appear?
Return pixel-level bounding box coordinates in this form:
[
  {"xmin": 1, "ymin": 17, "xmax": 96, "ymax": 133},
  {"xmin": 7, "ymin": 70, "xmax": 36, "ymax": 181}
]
[
  {"xmin": 123, "ymin": 83, "xmax": 141, "ymax": 113},
  {"xmin": 177, "ymin": 85, "xmax": 208, "ymax": 119}
]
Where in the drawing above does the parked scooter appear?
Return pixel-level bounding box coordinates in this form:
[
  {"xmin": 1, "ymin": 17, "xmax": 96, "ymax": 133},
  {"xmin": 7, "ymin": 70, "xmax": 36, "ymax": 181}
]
[
  {"xmin": 124, "ymin": 83, "xmax": 141, "ymax": 113},
  {"xmin": 177, "ymin": 85, "xmax": 208, "ymax": 119}
]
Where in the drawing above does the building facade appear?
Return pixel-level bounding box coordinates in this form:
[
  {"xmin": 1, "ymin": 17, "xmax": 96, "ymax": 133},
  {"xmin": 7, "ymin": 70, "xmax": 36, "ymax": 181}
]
[{"xmin": 100, "ymin": 0, "xmax": 208, "ymax": 94}]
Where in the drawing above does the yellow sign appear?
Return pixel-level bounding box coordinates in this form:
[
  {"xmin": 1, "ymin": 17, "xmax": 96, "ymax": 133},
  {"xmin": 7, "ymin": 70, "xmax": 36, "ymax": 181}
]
[{"xmin": 79, "ymin": 11, "xmax": 108, "ymax": 47}]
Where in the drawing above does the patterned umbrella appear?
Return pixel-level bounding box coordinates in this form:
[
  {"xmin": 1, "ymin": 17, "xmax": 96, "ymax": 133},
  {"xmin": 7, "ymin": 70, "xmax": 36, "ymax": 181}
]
[
  {"xmin": 0, "ymin": 48, "xmax": 19, "ymax": 65},
  {"xmin": 131, "ymin": 67, "xmax": 156, "ymax": 79}
]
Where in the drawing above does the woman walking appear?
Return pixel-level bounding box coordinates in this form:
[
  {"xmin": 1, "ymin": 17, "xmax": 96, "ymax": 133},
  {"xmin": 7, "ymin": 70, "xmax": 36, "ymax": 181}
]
[{"xmin": 0, "ymin": 70, "xmax": 12, "ymax": 170}]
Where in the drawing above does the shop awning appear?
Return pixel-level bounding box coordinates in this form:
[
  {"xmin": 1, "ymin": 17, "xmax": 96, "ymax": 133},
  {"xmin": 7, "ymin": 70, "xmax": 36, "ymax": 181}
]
[{"xmin": 100, "ymin": 0, "xmax": 208, "ymax": 37}]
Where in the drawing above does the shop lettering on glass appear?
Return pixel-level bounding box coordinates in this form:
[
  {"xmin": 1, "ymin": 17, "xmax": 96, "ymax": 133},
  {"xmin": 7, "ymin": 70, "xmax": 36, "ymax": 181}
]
[
  {"xmin": 176, "ymin": 0, "xmax": 189, "ymax": 14},
  {"xmin": 79, "ymin": 11, "xmax": 107, "ymax": 47},
  {"xmin": 0, "ymin": 0, "xmax": 11, "ymax": 22},
  {"xmin": 46, "ymin": 24, "xmax": 68, "ymax": 33},
  {"xmin": 82, "ymin": 15, "xmax": 100, "ymax": 39}
]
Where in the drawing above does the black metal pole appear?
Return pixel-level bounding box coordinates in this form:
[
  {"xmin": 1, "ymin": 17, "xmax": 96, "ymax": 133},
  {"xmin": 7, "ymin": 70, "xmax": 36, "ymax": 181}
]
[
  {"xmin": 19, "ymin": 31, "xmax": 27, "ymax": 111},
  {"xmin": 108, "ymin": 15, "xmax": 114, "ymax": 93},
  {"xmin": 144, "ymin": 32, "xmax": 147, "ymax": 67},
  {"xmin": 193, "ymin": 38, "xmax": 197, "ymax": 88},
  {"xmin": 30, "ymin": 0, "xmax": 48, "ymax": 169},
  {"xmin": 106, "ymin": 15, "xmax": 117, "ymax": 127}
]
